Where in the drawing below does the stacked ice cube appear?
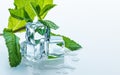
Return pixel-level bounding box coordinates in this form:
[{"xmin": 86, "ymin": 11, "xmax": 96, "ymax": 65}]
[{"xmin": 21, "ymin": 21, "xmax": 65, "ymax": 62}]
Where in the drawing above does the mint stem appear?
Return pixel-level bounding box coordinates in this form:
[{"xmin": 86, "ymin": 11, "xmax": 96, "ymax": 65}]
[
  {"xmin": 13, "ymin": 26, "xmax": 26, "ymax": 33},
  {"xmin": 0, "ymin": 26, "xmax": 26, "ymax": 36}
]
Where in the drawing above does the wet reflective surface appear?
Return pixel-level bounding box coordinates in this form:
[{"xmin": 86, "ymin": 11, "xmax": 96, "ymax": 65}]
[{"xmin": 0, "ymin": 35, "xmax": 80, "ymax": 75}]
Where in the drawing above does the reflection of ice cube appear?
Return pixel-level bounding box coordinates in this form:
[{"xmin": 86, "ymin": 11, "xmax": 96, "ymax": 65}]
[{"xmin": 49, "ymin": 36, "xmax": 65, "ymax": 58}]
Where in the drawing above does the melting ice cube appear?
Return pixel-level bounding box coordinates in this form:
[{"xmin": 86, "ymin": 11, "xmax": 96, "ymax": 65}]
[
  {"xmin": 21, "ymin": 21, "xmax": 65, "ymax": 63},
  {"xmin": 21, "ymin": 21, "xmax": 50, "ymax": 61},
  {"xmin": 49, "ymin": 36, "xmax": 65, "ymax": 58},
  {"xmin": 25, "ymin": 21, "xmax": 46, "ymax": 45}
]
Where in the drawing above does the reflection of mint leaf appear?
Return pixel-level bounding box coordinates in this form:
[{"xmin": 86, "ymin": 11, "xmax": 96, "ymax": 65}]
[
  {"xmin": 51, "ymin": 33, "xmax": 82, "ymax": 51},
  {"xmin": 57, "ymin": 42, "xmax": 64, "ymax": 46},
  {"xmin": 35, "ymin": 40, "xmax": 40, "ymax": 44},
  {"xmin": 3, "ymin": 28, "xmax": 21, "ymax": 67},
  {"xmin": 41, "ymin": 20, "xmax": 59, "ymax": 30},
  {"xmin": 8, "ymin": 16, "xmax": 26, "ymax": 32},
  {"xmin": 48, "ymin": 55, "xmax": 58, "ymax": 59},
  {"xmin": 36, "ymin": 27, "xmax": 46, "ymax": 35}
]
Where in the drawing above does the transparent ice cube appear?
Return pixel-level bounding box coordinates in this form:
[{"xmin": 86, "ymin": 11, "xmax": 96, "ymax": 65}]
[
  {"xmin": 21, "ymin": 41, "xmax": 41, "ymax": 62},
  {"xmin": 21, "ymin": 21, "xmax": 51, "ymax": 62},
  {"xmin": 21, "ymin": 21, "xmax": 65, "ymax": 63},
  {"xmin": 49, "ymin": 36, "xmax": 65, "ymax": 58},
  {"xmin": 25, "ymin": 21, "xmax": 50, "ymax": 45}
]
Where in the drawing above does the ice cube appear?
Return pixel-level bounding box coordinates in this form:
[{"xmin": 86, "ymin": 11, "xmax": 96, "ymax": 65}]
[
  {"xmin": 21, "ymin": 41, "xmax": 35, "ymax": 61},
  {"xmin": 21, "ymin": 21, "xmax": 65, "ymax": 63},
  {"xmin": 49, "ymin": 36, "xmax": 65, "ymax": 58},
  {"xmin": 25, "ymin": 21, "xmax": 49, "ymax": 45},
  {"xmin": 21, "ymin": 21, "xmax": 51, "ymax": 61},
  {"xmin": 21, "ymin": 40, "xmax": 44, "ymax": 62}
]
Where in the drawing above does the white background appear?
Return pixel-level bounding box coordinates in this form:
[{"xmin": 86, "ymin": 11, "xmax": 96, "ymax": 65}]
[{"xmin": 0, "ymin": 0, "xmax": 120, "ymax": 75}]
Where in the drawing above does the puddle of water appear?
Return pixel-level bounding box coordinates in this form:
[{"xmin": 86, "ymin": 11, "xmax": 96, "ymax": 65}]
[{"xmin": 20, "ymin": 50, "xmax": 80, "ymax": 75}]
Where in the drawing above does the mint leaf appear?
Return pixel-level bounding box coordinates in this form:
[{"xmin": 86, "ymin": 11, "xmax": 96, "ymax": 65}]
[
  {"xmin": 24, "ymin": 2, "xmax": 39, "ymax": 20},
  {"xmin": 8, "ymin": 16, "xmax": 26, "ymax": 32},
  {"xmin": 8, "ymin": 0, "xmax": 55, "ymax": 33},
  {"xmin": 40, "ymin": 4, "xmax": 56, "ymax": 19},
  {"xmin": 51, "ymin": 33, "xmax": 82, "ymax": 51},
  {"xmin": 43, "ymin": 0, "xmax": 53, "ymax": 6},
  {"xmin": 14, "ymin": 0, "xmax": 51, "ymax": 9},
  {"xmin": 14, "ymin": 0, "xmax": 54, "ymax": 20},
  {"xmin": 62, "ymin": 36, "xmax": 82, "ymax": 50},
  {"xmin": 41, "ymin": 20, "xmax": 59, "ymax": 30},
  {"xmin": 14, "ymin": 0, "xmax": 26, "ymax": 9},
  {"xmin": 14, "ymin": 0, "xmax": 39, "ymax": 20},
  {"xmin": 9, "ymin": 8, "xmax": 31, "ymax": 22},
  {"xmin": 37, "ymin": 0, "xmax": 44, "ymax": 8},
  {"xmin": 3, "ymin": 28, "xmax": 21, "ymax": 67},
  {"xmin": 30, "ymin": 2, "xmax": 41, "ymax": 18}
]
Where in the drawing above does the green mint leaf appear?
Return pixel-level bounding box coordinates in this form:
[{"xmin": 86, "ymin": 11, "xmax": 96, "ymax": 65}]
[
  {"xmin": 8, "ymin": 0, "xmax": 54, "ymax": 33},
  {"xmin": 24, "ymin": 2, "xmax": 39, "ymax": 20},
  {"xmin": 37, "ymin": 0, "xmax": 53, "ymax": 8},
  {"xmin": 51, "ymin": 33, "xmax": 82, "ymax": 51},
  {"xmin": 9, "ymin": 8, "xmax": 32, "ymax": 22},
  {"xmin": 30, "ymin": 2, "xmax": 41, "ymax": 15},
  {"xmin": 14, "ymin": 0, "xmax": 39, "ymax": 20},
  {"xmin": 62, "ymin": 35, "xmax": 82, "ymax": 51},
  {"xmin": 43, "ymin": 0, "xmax": 53, "ymax": 6},
  {"xmin": 14, "ymin": 0, "xmax": 53, "ymax": 20},
  {"xmin": 8, "ymin": 16, "xmax": 26, "ymax": 32},
  {"xmin": 40, "ymin": 4, "xmax": 56, "ymax": 19},
  {"xmin": 14, "ymin": 0, "xmax": 26, "ymax": 9},
  {"xmin": 3, "ymin": 28, "xmax": 21, "ymax": 67},
  {"xmin": 30, "ymin": 2, "xmax": 41, "ymax": 19},
  {"xmin": 37, "ymin": 0, "xmax": 44, "ymax": 8},
  {"xmin": 14, "ymin": 0, "xmax": 49, "ymax": 9},
  {"xmin": 40, "ymin": 20, "xmax": 59, "ymax": 30}
]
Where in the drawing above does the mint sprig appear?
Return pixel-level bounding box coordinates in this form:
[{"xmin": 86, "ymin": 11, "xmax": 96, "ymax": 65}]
[{"xmin": 2, "ymin": 0, "xmax": 82, "ymax": 67}]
